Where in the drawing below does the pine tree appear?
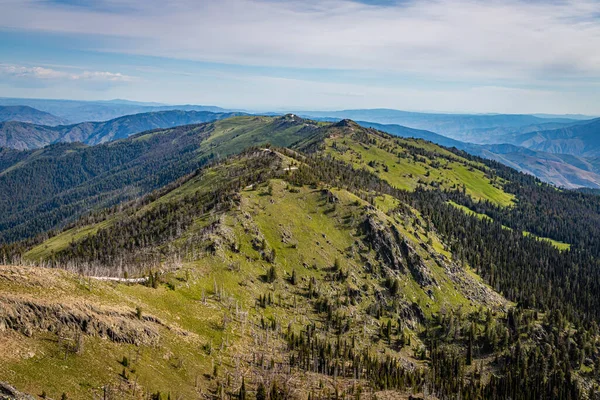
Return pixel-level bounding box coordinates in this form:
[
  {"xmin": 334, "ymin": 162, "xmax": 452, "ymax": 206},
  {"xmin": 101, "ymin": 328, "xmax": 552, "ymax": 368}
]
[
  {"xmin": 467, "ymin": 322, "xmax": 474, "ymax": 366},
  {"xmin": 291, "ymin": 269, "xmax": 297, "ymax": 285},
  {"xmin": 256, "ymin": 382, "xmax": 266, "ymax": 400},
  {"xmin": 239, "ymin": 377, "xmax": 246, "ymax": 400}
]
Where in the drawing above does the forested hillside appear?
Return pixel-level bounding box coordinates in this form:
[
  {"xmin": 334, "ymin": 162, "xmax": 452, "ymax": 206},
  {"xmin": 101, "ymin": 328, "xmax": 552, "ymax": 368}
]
[
  {"xmin": 2, "ymin": 117, "xmax": 600, "ymax": 399},
  {"xmin": 0, "ymin": 115, "xmax": 317, "ymax": 244}
]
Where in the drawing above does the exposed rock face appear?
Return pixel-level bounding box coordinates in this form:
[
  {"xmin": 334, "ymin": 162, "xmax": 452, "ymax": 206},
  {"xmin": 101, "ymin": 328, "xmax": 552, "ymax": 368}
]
[
  {"xmin": 398, "ymin": 240, "xmax": 436, "ymax": 287},
  {"xmin": 201, "ymin": 216, "xmax": 237, "ymax": 256},
  {"xmin": 0, "ymin": 295, "xmax": 160, "ymax": 346},
  {"xmin": 361, "ymin": 215, "xmax": 436, "ymax": 287},
  {"xmin": 362, "ymin": 215, "xmax": 406, "ymax": 272},
  {"xmin": 398, "ymin": 302, "xmax": 426, "ymax": 326},
  {"xmin": 321, "ymin": 189, "xmax": 339, "ymax": 203},
  {"xmin": 0, "ymin": 382, "xmax": 35, "ymax": 400}
]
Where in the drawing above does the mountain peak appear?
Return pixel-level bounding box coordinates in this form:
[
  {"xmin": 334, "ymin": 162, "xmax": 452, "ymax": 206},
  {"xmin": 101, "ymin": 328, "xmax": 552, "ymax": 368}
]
[
  {"xmin": 279, "ymin": 113, "xmax": 302, "ymax": 122},
  {"xmin": 334, "ymin": 118, "xmax": 360, "ymax": 129}
]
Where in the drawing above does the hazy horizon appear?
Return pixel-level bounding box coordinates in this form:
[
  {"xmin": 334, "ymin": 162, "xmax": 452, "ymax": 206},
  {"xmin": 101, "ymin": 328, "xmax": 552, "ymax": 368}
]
[{"xmin": 2, "ymin": 95, "xmax": 599, "ymax": 119}]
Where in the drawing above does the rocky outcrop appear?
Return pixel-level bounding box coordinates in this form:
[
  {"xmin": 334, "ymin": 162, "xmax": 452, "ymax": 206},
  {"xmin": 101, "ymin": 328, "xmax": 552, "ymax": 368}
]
[
  {"xmin": 399, "ymin": 240, "xmax": 436, "ymax": 287},
  {"xmin": 362, "ymin": 215, "xmax": 406, "ymax": 272},
  {"xmin": 321, "ymin": 189, "xmax": 339, "ymax": 203},
  {"xmin": 0, "ymin": 382, "xmax": 35, "ymax": 400},
  {"xmin": 361, "ymin": 214, "xmax": 436, "ymax": 287}
]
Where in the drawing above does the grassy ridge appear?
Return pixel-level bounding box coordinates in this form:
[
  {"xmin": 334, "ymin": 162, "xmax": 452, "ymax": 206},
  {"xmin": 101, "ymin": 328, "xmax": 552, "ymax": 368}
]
[
  {"xmin": 2, "ymin": 148, "xmax": 509, "ymax": 398},
  {"xmin": 322, "ymin": 130, "xmax": 514, "ymax": 206}
]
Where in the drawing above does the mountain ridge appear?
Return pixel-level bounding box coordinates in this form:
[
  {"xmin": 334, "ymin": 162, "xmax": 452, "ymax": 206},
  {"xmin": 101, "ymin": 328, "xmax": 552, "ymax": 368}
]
[
  {"xmin": 0, "ymin": 110, "xmax": 245, "ymax": 150},
  {"xmin": 0, "ymin": 105, "xmax": 68, "ymax": 126},
  {"xmin": 295, "ymin": 108, "xmax": 584, "ymax": 139},
  {"xmin": 508, "ymin": 117, "xmax": 600, "ymax": 157},
  {"xmin": 0, "ymin": 97, "xmax": 230, "ymax": 123}
]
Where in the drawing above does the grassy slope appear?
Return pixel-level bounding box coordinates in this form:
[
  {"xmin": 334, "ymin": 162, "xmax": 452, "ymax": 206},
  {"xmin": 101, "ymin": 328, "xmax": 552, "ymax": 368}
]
[
  {"xmin": 25, "ymin": 219, "xmax": 113, "ymax": 261},
  {"xmin": 322, "ymin": 127, "xmax": 514, "ymax": 207},
  {"xmin": 3, "ymin": 151, "xmax": 508, "ymax": 398},
  {"xmin": 320, "ymin": 124, "xmax": 570, "ymax": 251}
]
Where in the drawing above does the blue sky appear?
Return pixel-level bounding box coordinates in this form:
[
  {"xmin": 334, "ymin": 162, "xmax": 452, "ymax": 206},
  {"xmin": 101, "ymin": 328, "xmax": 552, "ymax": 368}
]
[{"xmin": 1, "ymin": 0, "xmax": 600, "ymax": 114}]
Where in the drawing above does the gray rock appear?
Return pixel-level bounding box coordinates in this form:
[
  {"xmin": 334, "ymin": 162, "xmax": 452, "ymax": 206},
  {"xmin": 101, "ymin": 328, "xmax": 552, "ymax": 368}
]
[{"xmin": 0, "ymin": 382, "xmax": 36, "ymax": 400}]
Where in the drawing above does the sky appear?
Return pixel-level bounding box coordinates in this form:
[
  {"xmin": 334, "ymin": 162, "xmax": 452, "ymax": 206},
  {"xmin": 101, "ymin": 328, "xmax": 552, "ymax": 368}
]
[{"xmin": 0, "ymin": 0, "xmax": 600, "ymax": 114}]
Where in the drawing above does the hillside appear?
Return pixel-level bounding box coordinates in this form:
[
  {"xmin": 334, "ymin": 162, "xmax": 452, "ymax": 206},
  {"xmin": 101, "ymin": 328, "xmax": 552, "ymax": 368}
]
[
  {"xmin": 0, "ymin": 115, "xmax": 523, "ymax": 245},
  {"xmin": 0, "ymin": 110, "xmax": 245, "ymax": 150},
  {"xmin": 471, "ymin": 144, "xmax": 600, "ymax": 189},
  {"xmin": 5, "ymin": 114, "xmax": 600, "ymax": 250},
  {"xmin": 0, "ymin": 149, "xmax": 500, "ymax": 398},
  {"xmin": 0, "ymin": 121, "xmax": 65, "ymax": 150},
  {"xmin": 0, "ymin": 115, "xmax": 318, "ymax": 244},
  {"xmin": 3, "ymin": 121, "xmax": 600, "ymax": 398}
]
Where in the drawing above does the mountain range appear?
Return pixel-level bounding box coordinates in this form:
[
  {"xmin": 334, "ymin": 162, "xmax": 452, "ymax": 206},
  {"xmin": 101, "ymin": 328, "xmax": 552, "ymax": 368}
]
[
  {"xmin": 2, "ymin": 100, "xmax": 600, "ymax": 190},
  {"xmin": 296, "ymin": 108, "xmax": 590, "ymax": 140},
  {"xmin": 500, "ymin": 118, "xmax": 600, "ymax": 157},
  {"xmin": 0, "ymin": 110, "xmax": 244, "ymax": 150},
  {"xmin": 0, "ymin": 97, "xmax": 230, "ymax": 123},
  {"xmin": 3, "ymin": 113, "xmax": 600, "ymax": 398}
]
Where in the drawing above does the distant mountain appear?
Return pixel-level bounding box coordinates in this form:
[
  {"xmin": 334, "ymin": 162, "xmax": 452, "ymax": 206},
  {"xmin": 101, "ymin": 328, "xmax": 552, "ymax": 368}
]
[
  {"xmin": 0, "ymin": 105, "xmax": 68, "ymax": 126},
  {"xmin": 96, "ymin": 99, "xmax": 168, "ymax": 106},
  {"xmin": 357, "ymin": 120, "xmax": 466, "ymax": 148},
  {"xmin": 0, "ymin": 110, "xmax": 245, "ymax": 150},
  {"xmin": 357, "ymin": 120, "xmax": 600, "ymax": 189},
  {"xmin": 533, "ymin": 113, "xmax": 597, "ymax": 120},
  {"xmin": 297, "ymin": 108, "xmax": 583, "ymax": 141},
  {"xmin": 505, "ymin": 118, "xmax": 600, "ymax": 157},
  {"xmin": 470, "ymin": 145, "xmax": 600, "ymax": 189},
  {"xmin": 449, "ymin": 120, "xmax": 590, "ymax": 145},
  {"xmin": 0, "ymin": 97, "xmax": 229, "ymax": 123}
]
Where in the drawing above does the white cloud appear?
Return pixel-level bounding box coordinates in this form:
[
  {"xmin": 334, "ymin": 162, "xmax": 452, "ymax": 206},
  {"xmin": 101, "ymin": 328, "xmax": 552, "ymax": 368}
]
[
  {"xmin": 1, "ymin": 0, "xmax": 600, "ymax": 113},
  {"xmin": 1, "ymin": 0, "xmax": 600, "ymax": 84},
  {"xmin": 0, "ymin": 65, "xmax": 67, "ymax": 79},
  {"xmin": 72, "ymin": 71, "xmax": 132, "ymax": 82},
  {"xmin": 0, "ymin": 64, "xmax": 134, "ymax": 82}
]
